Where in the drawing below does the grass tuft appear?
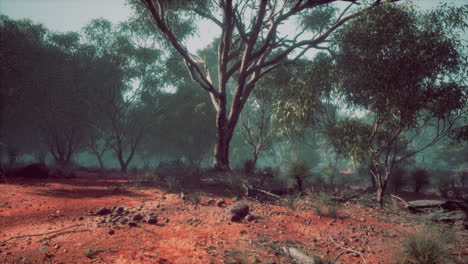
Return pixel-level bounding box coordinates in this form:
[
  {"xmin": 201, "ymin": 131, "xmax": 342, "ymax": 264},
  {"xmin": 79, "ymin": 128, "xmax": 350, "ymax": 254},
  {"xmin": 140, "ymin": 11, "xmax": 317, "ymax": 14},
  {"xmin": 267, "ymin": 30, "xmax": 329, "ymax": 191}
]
[
  {"xmin": 222, "ymin": 248, "xmax": 257, "ymax": 264},
  {"xmin": 396, "ymin": 224, "xmax": 454, "ymax": 264}
]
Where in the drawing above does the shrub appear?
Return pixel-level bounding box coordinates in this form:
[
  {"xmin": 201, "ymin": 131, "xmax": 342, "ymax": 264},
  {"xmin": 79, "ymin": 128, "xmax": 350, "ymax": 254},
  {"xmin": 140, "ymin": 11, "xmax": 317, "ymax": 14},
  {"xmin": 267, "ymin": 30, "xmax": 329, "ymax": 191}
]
[
  {"xmin": 243, "ymin": 159, "xmax": 256, "ymax": 175},
  {"xmin": 396, "ymin": 224, "xmax": 454, "ymax": 264},
  {"xmin": 314, "ymin": 203, "xmax": 339, "ymax": 218},
  {"xmin": 223, "ymin": 248, "xmax": 256, "ymax": 264},
  {"xmin": 389, "ymin": 166, "xmax": 407, "ymax": 193},
  {"xmin": 186, "ymin": 192, "xmax": 202, "ymax": 205},
  {"xmin": 281, "ymin": 193, "xmax": 301, "ymax": 210},
  {"xmin": 288, "ymin": 159, "xmax": 310, "ymax": 192},
  {"xmin": 411, "ymin": 168, "xmax": 430, "ymax": 193},
  {"xmin": 307, "ymin": 192, "xmax": 340, "ymax": 218}
]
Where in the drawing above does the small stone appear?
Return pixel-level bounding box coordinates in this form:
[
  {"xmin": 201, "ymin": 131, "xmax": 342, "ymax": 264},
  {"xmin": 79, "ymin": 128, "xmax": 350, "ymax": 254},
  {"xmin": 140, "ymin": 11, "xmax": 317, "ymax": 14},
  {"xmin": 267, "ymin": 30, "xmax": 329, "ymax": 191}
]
[
  {"xmin": 207, "ymin": 199, "xmax": 215, "ymax": 205},
  {"xmin": 228, "ymin": 203, "xmax": 249, "ymax": 222},
  {"xmin": 245, "ymin": 214, "xmax": 255, "ymax": 222},
  {"xmin": 95, "ymin": 207, "xmax": 111, "ymax": 216},
  {"xmin": 216, "ymin": 199, "xmax": 226, "ymax": 207},
  {"xmin": 132, "ymin": 214, "xmax": 143, "ymax": 222},
  {"xmin": 240, "ymin": 230, "xmax": 248, "ymax": 235},
  {"xmin": 108, "ymin": 230, "xmax": 115, "ymax": 235},
  {"xmin": 54, "ymin": 244, "xmax": 60, "ymax": 249},
  {"xmin": 114, "ymin": 206, "xmax": 124, "ymax": 214},
  {"xmin": 162, "ymin": 217, "xmax": 170, "ymax": 223},
  {"xmin": 147, "ymin": 216, "xmax": 158, "ymax": 224},
  {"xmin": 78, "ymin": 216, "xmax": 84, "ymax": 221},
  {"xmin": 119, "ymin": 217, "xmax": 128, "ymax": 224},
  {"xmin": 128, "ymin": 221, "xmax": 138, "ymax": 227}
]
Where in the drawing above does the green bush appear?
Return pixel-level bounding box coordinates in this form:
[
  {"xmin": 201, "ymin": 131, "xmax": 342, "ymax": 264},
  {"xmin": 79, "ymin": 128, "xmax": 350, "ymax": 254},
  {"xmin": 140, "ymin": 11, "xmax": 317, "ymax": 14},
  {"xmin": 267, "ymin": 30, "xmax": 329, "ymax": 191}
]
[
  {"xmin": 411, "ymin": 168, "xmax": 430, "ymax": 193},
  {"xmin": 288, "ymin": 159, "xmax": 310, "ymax": 192},
  {"xmin": 281, "ymin": 193, "xmax": 301, "ymax": 210},
  {"xmin": 396, "ymin": 224, "xmax": 454, "ymax": 264}
]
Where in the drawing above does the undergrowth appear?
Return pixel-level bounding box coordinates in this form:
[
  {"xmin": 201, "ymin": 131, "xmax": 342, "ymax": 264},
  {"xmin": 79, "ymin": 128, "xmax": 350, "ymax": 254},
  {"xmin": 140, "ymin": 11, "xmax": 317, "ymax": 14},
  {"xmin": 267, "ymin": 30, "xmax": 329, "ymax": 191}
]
[{"xmin": 395, "ymin": 224, "xmax": 455, "ymax": 264}]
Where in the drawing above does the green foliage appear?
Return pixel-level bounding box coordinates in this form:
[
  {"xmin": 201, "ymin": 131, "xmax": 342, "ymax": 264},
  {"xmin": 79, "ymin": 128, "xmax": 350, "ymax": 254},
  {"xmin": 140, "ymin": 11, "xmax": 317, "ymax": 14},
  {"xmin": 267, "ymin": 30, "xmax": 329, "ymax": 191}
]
[
  {"xmin": 335, "ymin": 3, "xmax": 466, "ymax": 124},
  {"xmin": 127, "ymin": 0, "xmax": 201, "ymax": 44},
  {"xmin": 272, "ymin": 54, "xmax": 335, "ymax": 135},
  {"xmin": 411, "ymin": 168, "xmax": 431, "ymax": 193},
  {"xmin": 0, "ymin": 16, "xmax": 123, "ymax": 166},
  {"xmin": 299, "ymin": 5, "xmax": 338, "ymax": 34},
  {"xmin": 288, "ymin": 158, "xmax": 310, "ymax": 192},
  {"xmin": 326, "ymin": 118, "xmax": 373, "ymax": 165},
  {"xmin": 396, "ymin": 224, "xmax": 454, "ymax": 264},
  {"xmin": 281, "ymin": 193, "xmax": 301, "ymax": 210}
]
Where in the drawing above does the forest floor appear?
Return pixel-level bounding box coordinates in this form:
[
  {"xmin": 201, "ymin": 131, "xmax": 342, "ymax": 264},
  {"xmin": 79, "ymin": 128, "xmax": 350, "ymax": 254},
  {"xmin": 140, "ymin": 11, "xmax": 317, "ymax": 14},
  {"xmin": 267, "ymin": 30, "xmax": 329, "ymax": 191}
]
[{"xmin": 0, "ymin": 172, "xmax": 466, "ymax": 264}]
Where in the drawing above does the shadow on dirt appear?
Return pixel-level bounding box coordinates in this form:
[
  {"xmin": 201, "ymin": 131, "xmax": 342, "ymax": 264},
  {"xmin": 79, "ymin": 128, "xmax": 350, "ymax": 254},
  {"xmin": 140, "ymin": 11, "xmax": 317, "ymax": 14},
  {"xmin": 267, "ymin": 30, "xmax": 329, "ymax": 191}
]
[{"xmin": 26, "ymin": 186, "xmax": 147, "ymax": 199}]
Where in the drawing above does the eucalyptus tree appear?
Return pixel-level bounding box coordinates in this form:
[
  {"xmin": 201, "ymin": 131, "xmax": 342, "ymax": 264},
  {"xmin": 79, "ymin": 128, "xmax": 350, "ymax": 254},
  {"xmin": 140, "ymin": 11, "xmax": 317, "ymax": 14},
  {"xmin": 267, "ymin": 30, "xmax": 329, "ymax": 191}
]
[
  {"xmin": 83, "ymin": 19, "xmax": 164, "ymax": 172},
  {"xmin": 327, "ymin": 4, "xmax": 467, "ymax": 205},
  {"xmin": 130, "ymin": 0, "xmax": 395, "ymax": 170},
  {"xmin": 143, "ymin": 51, "xmax": 216, "ymax": 166},
  {"xmin": 0, "ymin": 16, "xmax": 49, "ymax": 165},
  {"xmin": 35, "ymin": 32, "xmax": 100, "ymax": 166},
  {"xmin": 0, "ymin": 17, "xmax": 97, "ymax": 166},
  {"xmin": 240, "ymin": 76, "xmax": 282, "ymax": 166}
]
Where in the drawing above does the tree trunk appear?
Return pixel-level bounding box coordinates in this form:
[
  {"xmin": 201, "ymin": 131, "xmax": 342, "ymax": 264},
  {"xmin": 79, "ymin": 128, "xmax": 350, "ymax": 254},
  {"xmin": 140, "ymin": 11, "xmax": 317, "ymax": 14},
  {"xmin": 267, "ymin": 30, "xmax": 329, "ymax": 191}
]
[
  {"xmin": 97, "ymin": 155, "xmax": 104, "ymax": 169},
  {"xmin": 375, "ymin": 173, "xmax": 389, "ymax": 207},
  {"xmin": 7, "ymin": 149, "xmax": 19, "ymax": 168},
  {"xmin": 252, "ymin": 151, "xmax": 259, "ymax": 167},
  {"xmin": 119, "ymin": 159, "xmax": 128, "ymax": 173},
  {"xmin": 213, "ymin": 137, "xmax": 230, "ymax": 171},
  {"xmin": 213, "ymin": 108, "xmax": 232, "ymax": 171},
  {"xmin": 376, "ymin": 185, "xmax": 385, "ymax": 206}
]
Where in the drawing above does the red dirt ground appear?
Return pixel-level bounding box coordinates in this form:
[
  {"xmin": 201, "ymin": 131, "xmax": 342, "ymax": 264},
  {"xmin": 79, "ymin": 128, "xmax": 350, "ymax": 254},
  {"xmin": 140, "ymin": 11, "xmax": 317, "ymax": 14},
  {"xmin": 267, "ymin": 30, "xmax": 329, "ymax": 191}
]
[{"xmin": 0, "ymin": 172, "xmax": 466, "ymax": 264}]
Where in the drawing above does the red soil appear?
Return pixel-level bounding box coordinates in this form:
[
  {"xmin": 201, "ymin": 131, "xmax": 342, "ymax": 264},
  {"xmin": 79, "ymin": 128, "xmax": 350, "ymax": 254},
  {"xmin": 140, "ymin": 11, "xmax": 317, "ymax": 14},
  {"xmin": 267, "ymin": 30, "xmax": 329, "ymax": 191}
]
[{"xmin": 0, "ymin": 173, "xmax": 461, "ymax": 264}]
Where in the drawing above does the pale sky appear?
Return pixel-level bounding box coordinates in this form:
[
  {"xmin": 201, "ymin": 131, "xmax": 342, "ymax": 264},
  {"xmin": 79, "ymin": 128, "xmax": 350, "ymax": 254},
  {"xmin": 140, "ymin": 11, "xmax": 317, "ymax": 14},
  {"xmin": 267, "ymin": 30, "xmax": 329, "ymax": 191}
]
[{"xmin": 0, "ymin": 0, "xmax": 466, "ymax": 53}]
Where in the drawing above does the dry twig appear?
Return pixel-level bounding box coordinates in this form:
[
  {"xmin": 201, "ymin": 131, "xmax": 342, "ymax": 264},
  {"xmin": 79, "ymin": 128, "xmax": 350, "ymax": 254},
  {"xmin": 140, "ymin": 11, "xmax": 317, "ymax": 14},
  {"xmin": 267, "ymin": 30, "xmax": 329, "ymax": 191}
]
[{"xmin": 329, "ymin": 235, "xmax": 367, "ymax": 264}]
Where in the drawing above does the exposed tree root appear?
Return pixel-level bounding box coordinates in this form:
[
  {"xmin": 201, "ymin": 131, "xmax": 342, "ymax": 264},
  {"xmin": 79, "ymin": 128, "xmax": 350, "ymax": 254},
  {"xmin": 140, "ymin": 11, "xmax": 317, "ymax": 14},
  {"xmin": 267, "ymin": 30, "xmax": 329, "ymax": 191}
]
[{"xmin": 0, "ymin": 223, "xmax": 84, "ymax": 244}]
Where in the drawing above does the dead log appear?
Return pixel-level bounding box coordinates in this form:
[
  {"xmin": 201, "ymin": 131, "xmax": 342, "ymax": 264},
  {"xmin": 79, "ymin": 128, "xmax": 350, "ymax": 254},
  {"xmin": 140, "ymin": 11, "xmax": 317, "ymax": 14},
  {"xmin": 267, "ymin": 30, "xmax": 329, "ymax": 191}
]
[
  {"xmin": 242, "ymin": 183, "xmax": 281, "ymax": 199},
  {"xmin": 282, "ymin": 247, "xmax": 317, "ymax": 264}
]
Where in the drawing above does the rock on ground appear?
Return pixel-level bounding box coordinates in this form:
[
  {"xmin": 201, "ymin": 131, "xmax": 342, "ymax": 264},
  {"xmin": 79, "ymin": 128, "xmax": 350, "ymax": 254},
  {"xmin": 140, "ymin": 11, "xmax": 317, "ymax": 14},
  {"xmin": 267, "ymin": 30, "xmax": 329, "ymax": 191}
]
[{"xmin": 228, "ymin": 203, "xmax": 249, "ymax": 222}]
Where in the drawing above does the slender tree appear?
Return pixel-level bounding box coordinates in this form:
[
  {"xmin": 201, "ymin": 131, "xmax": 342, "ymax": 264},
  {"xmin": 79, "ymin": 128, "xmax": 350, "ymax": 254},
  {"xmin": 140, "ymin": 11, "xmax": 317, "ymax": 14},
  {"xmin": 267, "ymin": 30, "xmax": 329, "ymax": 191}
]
[
  {"xmin": 131, "ymin": 0, "xmax": 394, "ymax": 170},
  {"xmin": 328, "ymin": 4, "xmax": 467, "ymax": 205}
]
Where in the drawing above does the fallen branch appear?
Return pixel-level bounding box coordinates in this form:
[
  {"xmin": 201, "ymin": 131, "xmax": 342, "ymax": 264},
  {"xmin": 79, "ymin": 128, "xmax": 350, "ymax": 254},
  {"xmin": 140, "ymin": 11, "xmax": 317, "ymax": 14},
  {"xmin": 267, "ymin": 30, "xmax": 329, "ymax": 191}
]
[
  {"xmin": 0, "ymin": 223, "xmax": 84, "ymax": 244},
  {"xmin": 243, "ymin": 183, "xmax": 281, "ymax": 199},
  {"xmin": 254, "ymin": 188, "xmax": 281, "ymax": 199},
  {"xmin": 330, "ymin": 193, "xmax": 361, "ymax": 202},
  {"xmin": 138, "ymin": 225, "xmax": 157, "ymax": 234},
  {"xmin": 282, "ymin": 247, "xmax": 317, "ymax": 264},
  {"xmin": 390, "ymin": 194, "xmax": 408, "ymax": 205},
  {"xmin": 45, "ymin": 229, "xmax": 91, "ymax": 240},
  {"xmin": 329, "ymin": 235, "xmax": 367, "ymax": 264}
]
